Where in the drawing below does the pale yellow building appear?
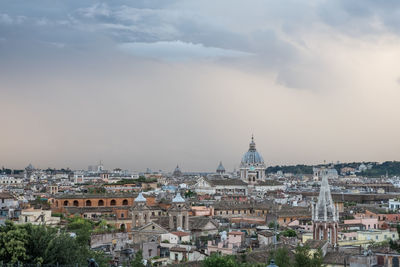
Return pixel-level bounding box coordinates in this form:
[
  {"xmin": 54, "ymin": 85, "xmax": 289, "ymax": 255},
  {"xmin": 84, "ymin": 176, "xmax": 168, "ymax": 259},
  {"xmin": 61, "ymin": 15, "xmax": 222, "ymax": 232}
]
[{"xmin": 357, "ymin": 229, "xmax": 398, "ymax": 243}]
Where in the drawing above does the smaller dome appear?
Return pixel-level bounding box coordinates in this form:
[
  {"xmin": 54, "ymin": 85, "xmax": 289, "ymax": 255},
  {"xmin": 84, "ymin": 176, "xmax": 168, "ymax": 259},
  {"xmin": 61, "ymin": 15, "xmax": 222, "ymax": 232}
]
[
  {"xmin": 172, "ymin": 192, "xmax": 185, "ymax": 203},
  {"xmin": 134, "ymin": 192, "xmax": 146, "ymax": 202},
  {"xmin": 172, "ymin": 165, "xmax": 183, "ymax": 177},
  {"xmin": 216, "ymin": 161, "xmax": 225, "ymax": 173}
]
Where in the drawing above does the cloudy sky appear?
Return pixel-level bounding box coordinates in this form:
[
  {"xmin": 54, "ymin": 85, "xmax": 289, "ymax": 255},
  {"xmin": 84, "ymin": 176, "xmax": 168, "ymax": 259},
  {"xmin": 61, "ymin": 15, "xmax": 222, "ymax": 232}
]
[{"xmin": 1, "ymin": 0, "xmax": 400, "ymax": 171}]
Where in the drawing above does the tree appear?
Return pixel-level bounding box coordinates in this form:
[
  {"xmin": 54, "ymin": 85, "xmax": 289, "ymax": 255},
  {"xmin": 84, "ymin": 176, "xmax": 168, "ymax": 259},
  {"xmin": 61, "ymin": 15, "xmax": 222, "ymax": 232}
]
[
  {"xmin": 44, "ymin": 233, "xmax": 82, "ymax": 264},
  {"xmin": 24, "ymin": 223, "xmax": 57, "ymax": 263},
  {"xmin": 0, "ymin": 221, "xmax": 28, "ymax": 263},
  {"xmin": 294, "ymin": 245, "xmax": 311, "ymax": 267},
  {"xmin": 294, "ymin": 245, "xmax": 323, "ymax": 267},
  {"xmin": 66, "ymin": 216, "xmax": 94, "ymax": 246},
  {"xmin": 281, "ymin": 229, "xmax": 297, "ymax": 237},
  {"xmin": 268, "ymin": 248, "xmax": 291, "ymax": 267},
  {"xmin": 184, "ymin": 190, "xmax": 196, "ymax": 198},
  {"xmin": 268, "ymin": 248, "xmax": 293, "ymax": 267},
  {"xmin": 311, "ymin": 249, "xmax": 323, "ymax": 267},
  {"xmin": 0, "ymin": 221, "xmax": 109, "ymax": 266},
  {"xmin": 268, "ymin": 221, "xmax": 278, "ymax": 230},
  {"xmin": 202, "ymin": 253, "xmax": 238, "ymax": 267},
  {"xmin": 131, "ymin": 250, "xmax": 145, "ymax": 267}
]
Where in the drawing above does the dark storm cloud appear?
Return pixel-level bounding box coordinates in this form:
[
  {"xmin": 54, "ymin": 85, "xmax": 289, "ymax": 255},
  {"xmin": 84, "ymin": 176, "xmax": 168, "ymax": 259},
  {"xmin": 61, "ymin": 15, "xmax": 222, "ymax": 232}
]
[
  {"xmin": 318, "ymin": 0, "xmax": 400, "ymax": 34},
  {"xmin": 1, "ymin": 0, "xmax": 400, "ymax": 170}
]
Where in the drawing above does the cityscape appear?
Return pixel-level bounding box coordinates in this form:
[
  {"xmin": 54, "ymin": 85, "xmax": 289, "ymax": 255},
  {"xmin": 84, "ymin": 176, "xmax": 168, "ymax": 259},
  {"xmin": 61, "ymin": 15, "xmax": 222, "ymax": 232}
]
[
  {"xmin": 2, "ymin": 137, "xmax": 400, "ymax": 266},
  {"xmin": 2, "ymin": 1, "xmax": 400, "ymax": 267}
]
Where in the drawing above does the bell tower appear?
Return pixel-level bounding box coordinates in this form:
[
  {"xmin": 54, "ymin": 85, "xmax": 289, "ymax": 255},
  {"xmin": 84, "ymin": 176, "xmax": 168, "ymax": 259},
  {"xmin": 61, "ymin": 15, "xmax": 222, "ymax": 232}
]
[
  {"xmin": 132, "ymin": 192, "xmax": 151, "ymax": 228},
  {"xmin": 312, "ymin": 175, "xmax": 339, "ymax": 246},
  {"xmin": 168, "ymin": 192, "xmax": 190, "ymax": 231}
]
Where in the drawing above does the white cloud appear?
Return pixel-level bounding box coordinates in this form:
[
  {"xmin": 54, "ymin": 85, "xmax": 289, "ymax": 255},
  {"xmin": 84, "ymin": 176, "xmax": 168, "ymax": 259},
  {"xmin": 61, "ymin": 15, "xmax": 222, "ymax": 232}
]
[
  {"xmin": 118, "ymin": 40, "xmax": 253, "ymax": 61},
  {"xmin": 0, "ymin": 14, "xmax": 26, "ymax": 25}
]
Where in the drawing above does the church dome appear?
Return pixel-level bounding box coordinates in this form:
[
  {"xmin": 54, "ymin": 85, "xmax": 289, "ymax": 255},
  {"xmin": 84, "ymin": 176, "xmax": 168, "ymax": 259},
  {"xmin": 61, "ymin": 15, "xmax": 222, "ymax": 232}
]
[
  {"xmin": 241, "ymin": 136, "xmax": 264, "ymax": 165},
  {"xmin": 172, "ymin": 165, "xmax": 183, "ymax": 177},
  {"xmin": 216, "ymin": 161, "xmax": 225, "ymax": 173}
]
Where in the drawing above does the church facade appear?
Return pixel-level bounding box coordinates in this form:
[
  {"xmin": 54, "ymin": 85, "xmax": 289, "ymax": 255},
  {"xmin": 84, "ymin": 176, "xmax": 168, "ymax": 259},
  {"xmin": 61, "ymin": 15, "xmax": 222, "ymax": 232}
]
[{"xmin": 239, "ymin": 136, "xmax": 266, "ymax": 184}]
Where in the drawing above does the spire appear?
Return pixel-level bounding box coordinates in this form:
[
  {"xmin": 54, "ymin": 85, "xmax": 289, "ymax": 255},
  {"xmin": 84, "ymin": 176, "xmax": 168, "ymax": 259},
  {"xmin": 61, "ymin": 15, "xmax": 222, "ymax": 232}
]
[
  {"xmin": 172, "ymin": 192, "xmax": 185, "ymax": 203},
  {"xmin": 249, "ymin": 135, "xmax": 256, "ymax": 151},
  {"xmin": 134, "ymin": 192, "xmax": 147, "ymax": 202},
  {"xmin": 314, "ymin": 175, "xmax": 337, "ymax": 222}
]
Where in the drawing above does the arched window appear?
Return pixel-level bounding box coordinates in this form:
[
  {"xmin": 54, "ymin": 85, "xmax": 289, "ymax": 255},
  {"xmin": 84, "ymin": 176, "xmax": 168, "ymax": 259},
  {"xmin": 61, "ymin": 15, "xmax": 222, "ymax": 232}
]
[
  {"xmin": 122, "ymin": 199, "xmax": 128, "ymax": 206},
  {"xmin": 110, "ymin": 199, "xmax": 116, "ymax": 206},
  {"xmin": 63, "ymin": 200, "xmax": 69, "ymax": 206},
  {"xmin": 86, "ymin": 200, "xmax": 92, "ymax": 206},
  {"xmin": 98, "ymin": 199, "xmax": 104, "ymax": 206},
  {"xmin": 73, "ymin": 200, "xmax": 79, "ymax": 207},
  {"xmin": 173, "ymin": 216, "xmax": 177, "ymax": 229},
  {"xmin": 120, "ymin": 224, "xmax": 126, "ymax": 232}
]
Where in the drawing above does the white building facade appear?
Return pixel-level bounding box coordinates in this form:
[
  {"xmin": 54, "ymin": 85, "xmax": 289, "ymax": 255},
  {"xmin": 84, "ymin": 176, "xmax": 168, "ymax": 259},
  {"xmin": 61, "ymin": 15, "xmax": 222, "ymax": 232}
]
[{"xmin": 239, "ymin": 136, "xmax": 266, "ymax": 184}]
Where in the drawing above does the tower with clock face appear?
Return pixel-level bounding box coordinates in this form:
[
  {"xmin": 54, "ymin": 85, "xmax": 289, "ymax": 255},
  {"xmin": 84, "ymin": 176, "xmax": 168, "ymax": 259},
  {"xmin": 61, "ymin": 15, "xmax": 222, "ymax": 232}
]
[{"xmin": 239, "ymin": 136, "xmax": 266, "ymax": 184}]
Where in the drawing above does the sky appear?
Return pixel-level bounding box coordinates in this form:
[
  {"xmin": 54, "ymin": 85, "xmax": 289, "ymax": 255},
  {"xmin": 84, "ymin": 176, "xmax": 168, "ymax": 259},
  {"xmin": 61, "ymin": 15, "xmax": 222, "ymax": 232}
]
[{"xmin": 1, "ymin": 0, "xmax": 400, "ymax": 172}]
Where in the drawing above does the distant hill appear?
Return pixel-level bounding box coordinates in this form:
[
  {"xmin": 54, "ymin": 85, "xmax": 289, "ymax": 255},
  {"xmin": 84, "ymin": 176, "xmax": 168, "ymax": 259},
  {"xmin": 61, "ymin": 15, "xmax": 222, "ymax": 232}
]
[{"xmin": 266, "ymin": 161, "xmax": 400, "ymax": 177}]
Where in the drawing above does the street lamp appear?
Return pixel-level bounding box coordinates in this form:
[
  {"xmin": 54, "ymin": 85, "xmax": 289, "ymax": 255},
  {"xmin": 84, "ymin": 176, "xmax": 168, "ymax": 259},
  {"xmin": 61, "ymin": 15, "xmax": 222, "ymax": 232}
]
[{"xmin": 267, "ymin": 259, "xmax": 278, "ymax": 267}]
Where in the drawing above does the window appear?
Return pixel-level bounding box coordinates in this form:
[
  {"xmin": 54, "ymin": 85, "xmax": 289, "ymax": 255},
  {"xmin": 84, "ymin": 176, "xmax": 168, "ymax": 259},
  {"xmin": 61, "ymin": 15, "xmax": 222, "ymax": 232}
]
[
  {"xmin": 121, "ymin": 213, "xmax": 124, "ymax": 218},
  {"xmin": 98, "ymin": 200, "xmax": 104, "ymax": 206},
  {"xmin": 63, "ymin": 200, "xmax": 69, "ymax": 206},
  {"xmin": 152, "ymin": 226, "xmax": 155, "ymax": 229},
  {"xmin": 110, "ymin": 199, "xmax": 116, "ymax": 206},
  {"xmin": 86, "ymin": 200, "xmax": 92, "ymax": 206},
  {"xmin": 73, "ymin": 200, "xmax": 79, "ymax": 207},
  {"xmin": 376, "ymin": 236, "xmax": 378, "ymax": 240},
  {"xmin": 122, "ymin": 199, "xmax": 128, "ymax": 205},
  {"xmin": 152, "ymin": 212, "xmax": 155, "ymax": 216}
]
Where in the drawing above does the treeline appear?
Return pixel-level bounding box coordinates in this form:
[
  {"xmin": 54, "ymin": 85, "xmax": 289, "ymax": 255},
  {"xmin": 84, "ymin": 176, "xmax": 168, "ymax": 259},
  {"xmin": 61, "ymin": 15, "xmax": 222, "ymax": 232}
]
[
  {"xmin": 1, "ymin": 168, "xmax": 24, "ymax": 175},
  {"xmin": 202, "ymin": 246, "xmax": 323, "ymax": 267},
  {"xmin": 267, "ymin": 161, "xmax": 400, "ymax": 177},
  {"xmin": 266, "ymin": 164, "xmax": 314, "ymax": 174},
  {"xmin": 0, "ymin": 219, "xmax": 109, "ymax": 265},
  {"xmin": 359, "ymin": 161, "xmax": 400, "ymax": 177},
  {"xmin": 1, "ymin": 167, "xmax": 72, "ymax": 175}
]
